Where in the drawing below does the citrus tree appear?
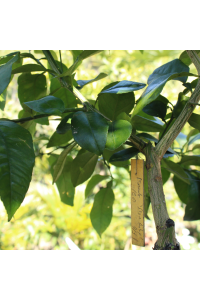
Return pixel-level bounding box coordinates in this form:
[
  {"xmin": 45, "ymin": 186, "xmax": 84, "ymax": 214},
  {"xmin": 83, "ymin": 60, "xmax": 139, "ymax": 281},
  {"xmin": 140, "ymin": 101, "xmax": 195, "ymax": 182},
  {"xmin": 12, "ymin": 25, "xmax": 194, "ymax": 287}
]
[{"xmin": 0, "ymin": 50, "xmax": 200, "ymax": 250}]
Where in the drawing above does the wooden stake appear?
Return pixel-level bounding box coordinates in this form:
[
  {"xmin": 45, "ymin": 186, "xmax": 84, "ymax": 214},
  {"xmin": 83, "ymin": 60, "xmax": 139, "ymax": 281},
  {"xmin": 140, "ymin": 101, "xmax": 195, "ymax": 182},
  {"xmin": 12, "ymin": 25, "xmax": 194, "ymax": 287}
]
[{"xmin": 131, "ymin": 159, "xmax": 145, "ymax": 247}]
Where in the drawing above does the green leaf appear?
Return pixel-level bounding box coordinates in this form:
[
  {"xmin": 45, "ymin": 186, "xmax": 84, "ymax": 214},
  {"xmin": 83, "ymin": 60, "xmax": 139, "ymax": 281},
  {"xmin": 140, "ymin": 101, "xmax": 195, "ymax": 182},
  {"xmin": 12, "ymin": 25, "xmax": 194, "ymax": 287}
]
[
  {"xmin": 24, "ymin": 96, "xmax": 65, "ymax": 115},
  {"xmin": 131, "ymin": 116, "xmax": 163, "ymax": 132},
  {"xmin": 184, "ymin": 171, "xmax": 200, "ymax": 221},
  {"xmin": 109, "ymin": 146, "xmax": 139, "ymax": 162},
  {"xmin": 142, "ymin": 95, "xmax": 168, "ymax": 120},
  {"xmin": 47, "ymin": 130, "xmax": 73, "ymax": 148},
  {"xmin": 99, "ymin": 80, "xmax": 146, "ymax": 94},
  {"xmin": 56, "ymin": 113, "xmax": 74, "ymax": 134},
  {"xmin": 0, "ymin": 89, "xmax": 6, "ymax": 110},
  {"xmin": 12, "ymin": 64, "xmax": 46, "ymax": 74},
  {"xmin": 105, "ymin": 120, "xmax": 132, "ymax": 151},
  {"xmin": 180, "ymin": 155, "xmax": 200, "ymax": 167},
  {"xmin": 70, "ymin": 151, "xmax": 98, "ymax": 187},
  {"xmin": 179, "ymin": 50, "xmax": 200, "ymax": 66},
  {"xmin": 0, "ymin": 53, "xmax": 20, "ymax": 95},
  {"xmin": 188, "ymin": 113, "xmax": 200, "ymax": 131},
  {"xmin": 136, "ymin": 132, "xmax": 158, "ymax": 143},
  {"xmin": 173, "ymin": 93, "xmax": 189, "ymax": 118},
  {"xmin": 188, "ymin": 133, "xmax": 200, "ymax": 146},
  {"xmin": 193, "ymin": 144, "xmax": 200, "ymax": 151},
  {"xmin": 98, "ymin": 82, "xmax": 135, "ymax": 121},
  {"xmin": 0, "ymin": 121, "xmax": 35, "ymax": 220},
  {"xmin": 18, "ymin": 110, "xmax": 36, "ymax": 136},
  {"xmin": 85, "ymin": 174, "xmax": 110, "ymax": 198},
  {"xmin": 161, "ymin": 167, "xmax": 170, "ymax": 185},
  {"xmin": 103, "ymin": 146, "xmax": 130, "ymax": 168},
  {"xmin": 70, "ymin": 50, "xmax": 83, "ymax": 62},
  {"xmin": 76, "ymin": 73, "xmax": 108, "ymax": 89},
  {"xmin": 173, "ymin": 174, "xmax": 189, "ymax": 205},
  {"xmin": 90, "ymin": 188, "xmax": 115, "ymax": 237},
  {"xmin": 162, "ymin": 159, "xmax": 190, "ymax": 184},
  {"xmin": 18, "ymin": 73, "xmax": 47, "ymax": 111},
  {"xmin": 53, "ymin": 142, "xmax": 76, "ymax": 183},
  {"xmin": 115, "ymin": 112, "xmax": 131, "ymax": 122},
  {"xmin": 173, "ymin": 170, "xmax": 200, "ymax": 221},
  {"xmin": 71, "ymin": 111, "xmax": 109, "ymax": 155},
  {"xmin": 78, "ymin": 50, "xmax": 103, "ymax": 60},
  {"xmin": 49, "ymin": 155, "xmax": 75, "ymax": 206},
  {"xmin": 58, "ymin": 50, "xmax": 103, "ymax": 77},
  {"xmin": 50, "ymin": 72, "xmax": 77, "ymax": 108},
  {"xmin": 131, "ymin": 59, "xmax": 190, "ymax": 118}
]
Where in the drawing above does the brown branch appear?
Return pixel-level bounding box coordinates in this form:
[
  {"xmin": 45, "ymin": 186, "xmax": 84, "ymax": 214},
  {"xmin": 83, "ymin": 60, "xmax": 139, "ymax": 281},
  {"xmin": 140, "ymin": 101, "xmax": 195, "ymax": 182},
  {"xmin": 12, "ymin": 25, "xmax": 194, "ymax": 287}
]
[
  {"xmin": 155, "ymin": 50, "xmax": 200, "ymax": 159},
  {"xmin": 129, "ymin": 133, "xmax": 147, "ymax": 154}
]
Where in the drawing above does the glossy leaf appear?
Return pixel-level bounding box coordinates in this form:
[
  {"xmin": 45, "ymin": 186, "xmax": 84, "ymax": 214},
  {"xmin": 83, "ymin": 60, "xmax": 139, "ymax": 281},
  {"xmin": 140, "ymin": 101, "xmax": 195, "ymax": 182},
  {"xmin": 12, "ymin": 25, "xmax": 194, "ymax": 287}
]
[
  {"xmin": 12, "ymin": 64, "xmax": 46, "ymax": 74},
  {"xmin": 105, "ymin": 120, "xmax": 132, "ymax": 151},
  {"xmin": 173, "ymin": 93, "xmax": 189, "ymax": 118},
  {"xmin": 85, "ymin": 175, "xmax": 110, "ymax": 198},
  {"xmin": 90, "ymin": 188, "xmax": 115, "ymax": 237},
  {"xmin": 179, "ymin": 50, "xmax": 200, "ymax": 66},
  {"xmin": 131, "ymin": 116, "xmax": 163, "ymax": 132},
  {"xmin": 0, "ymin": 121, "xmax": 35, "ymax": 221},
  {"xmin": 173, "ymin": 171, "xmax": 200, "ymax": 221},
  {"xmin": 49, "ymin": 60, "xmax": 77, "ymax": 107},
  {"xmin": 70, "ymin": 151, "xmax": 98, "ymax": 187},
  {"xmin": 24, "ymin": 96, "xmax": 65, "ymax": 115},
  {"xmin": 162, "ymin": 159, "xmax": 190, "ymax": 184},
  {"xmin": 71, "ymin": 111, "xmax": 109, "ymax": 155},
  {"xmin": 49, "ymin": 155, "xmax": 75, "ymax": 206},
  {"xmin": 0, "ymin": 53, "xmax": 20, "ymax": 95},
  {"xmin": 188, "ymin": 113, "xmax": 200, "ymax": 131},
  {"xmin": 53, "ymin": 142, "xmax": 76, "ymax": 183},
  {"xmin": 131, "ymin": 59, "xmax": 189, "ymax": 118},
  {"xmin": 109, "ymin": 146, "xmax": 139, "ymax": 162},
  {"xmin": 76, "ymin": 73, "xmax": 108, "ymax": 89},
  {"xmin": 47, "ymin": 130, "xmax": 73, "ymax": 148},
  {"xmin": 142, "ymin": 95, "xmax": 168, "ymax": 120},
  {"xmin": 56, "ymin": 115, "xmax": 72, "ymax": 134},
  {"xmin": 103, "ymin": 146, "xmax": 130, "ymax": 168},
  {"xmin": 98, "ymin": 82, "xmax": 135, "ymax": 121},
  {"xmin": 100, "ymin": 80, "xmax": 146, "ymax": 94},
  {"xmin": 180, "ymin": 155, "xmax": 200, "ymax": 167},
  {"xmin": 161, "ymin": 167, "xmax": 170, "ymax": 185},
  {"xmin": 18, "ymin": 73, "xmax": 47, "ymax": 111},
  {"xmin": 136, "ymin": 133, "xmax": 158, "ymax": 143}
]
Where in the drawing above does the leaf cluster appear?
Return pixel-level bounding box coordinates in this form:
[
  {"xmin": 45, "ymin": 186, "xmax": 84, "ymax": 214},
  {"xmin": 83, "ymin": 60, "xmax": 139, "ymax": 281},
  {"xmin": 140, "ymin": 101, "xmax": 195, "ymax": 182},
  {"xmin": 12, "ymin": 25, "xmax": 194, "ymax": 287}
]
[{"xmin": 0, "ymin": 50, "xmax": 199, "ymax": 237}]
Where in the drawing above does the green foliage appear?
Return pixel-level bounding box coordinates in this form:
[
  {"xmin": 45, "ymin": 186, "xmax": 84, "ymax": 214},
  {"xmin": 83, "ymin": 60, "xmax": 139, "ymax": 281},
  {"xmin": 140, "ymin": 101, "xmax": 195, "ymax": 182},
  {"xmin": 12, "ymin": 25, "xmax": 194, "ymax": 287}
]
[
  {"xmin": 0, "ymin": 121, "xmax": 35, "ymax": 220},
  {"xmin": 0, "ymin": 53, "xmax": 20, "ymax": 95},
  {"xmin": 71, "ymin": 111, "xmax": 109, "ymax": 155},
  {"xmin": 0, "ymin": 49, "xmax": 200, "ymax": 244},
  {"xmin": 131, "ymin": 59, "xmax": 190, "ymax": 118},
  {"xmin": 70, "ymin": 151, "xmax": 98, "ymax": 187},
  {"xmin": 24, "ymin": 96, "xmax": 65, "ymax": 115},
  {"xmin": 105, "ymin": 120, "xmax": 132, "ymax": 151},
  {"xmin": 98, "ymin": 82, "xmax": 135, "ymax": 120},
  {"xmin": 90, "ymin": 188, "xmax": 115, "ymax": 237}
]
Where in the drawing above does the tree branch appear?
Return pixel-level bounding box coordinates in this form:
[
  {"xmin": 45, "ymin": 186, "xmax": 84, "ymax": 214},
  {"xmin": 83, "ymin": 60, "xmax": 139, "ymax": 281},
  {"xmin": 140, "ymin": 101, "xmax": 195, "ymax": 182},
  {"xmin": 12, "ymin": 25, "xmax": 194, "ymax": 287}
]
[
  {"xmin": 155, "ymin": 50, "xmax": 200, "ymax": 159},
  {"xmin": 129, "ymin": 133, "xmax": 147, "ymax": 154},
  {"xmin": 5, "ymin": 107, "xmax": 87, "ymax": 124},
  {"xmin": 43, "ymin": 50, "xmax": 112, "ymax": 122}
]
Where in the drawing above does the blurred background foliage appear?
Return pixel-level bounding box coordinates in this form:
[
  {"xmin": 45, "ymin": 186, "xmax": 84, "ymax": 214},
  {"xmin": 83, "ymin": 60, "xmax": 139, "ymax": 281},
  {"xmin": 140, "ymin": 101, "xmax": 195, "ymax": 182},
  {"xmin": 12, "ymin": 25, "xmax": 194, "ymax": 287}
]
[{"xmin": 0, "ymin": 50, "xmax": 200, "ymax": 250}]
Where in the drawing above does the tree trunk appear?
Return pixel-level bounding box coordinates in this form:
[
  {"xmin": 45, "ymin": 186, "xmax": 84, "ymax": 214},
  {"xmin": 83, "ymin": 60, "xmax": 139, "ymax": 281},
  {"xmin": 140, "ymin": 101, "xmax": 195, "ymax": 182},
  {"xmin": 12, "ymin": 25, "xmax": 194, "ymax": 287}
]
[{"xmin": 146, "ymin": 143, "xmax": 180, "ymax": 250}]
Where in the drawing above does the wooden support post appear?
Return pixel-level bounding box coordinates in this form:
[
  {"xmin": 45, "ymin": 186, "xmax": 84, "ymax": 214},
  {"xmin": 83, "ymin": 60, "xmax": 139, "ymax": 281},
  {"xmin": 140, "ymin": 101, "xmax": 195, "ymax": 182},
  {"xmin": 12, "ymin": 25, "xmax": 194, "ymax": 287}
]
[{"xmin": 131, "ymin": 159, "xmax": 145, "ymax": 247}]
